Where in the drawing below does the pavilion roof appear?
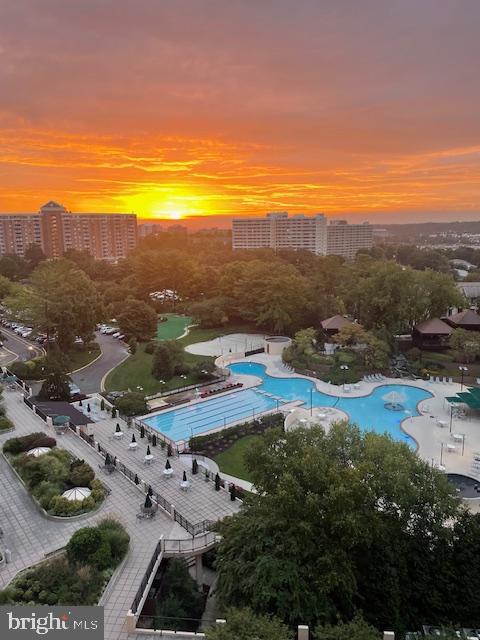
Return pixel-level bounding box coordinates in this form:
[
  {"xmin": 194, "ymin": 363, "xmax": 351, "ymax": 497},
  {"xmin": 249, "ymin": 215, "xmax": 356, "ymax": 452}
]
[
  {"xmin": 413, "ymin": 318, "xmax": 453, "ymax": 335},
  {"xmin": 447, "ymin": 308, "xmax": 480, "ymax": 327},
  {"xmin": 321, "ymin": 315, "xmax": 352, "ymax": 331}
]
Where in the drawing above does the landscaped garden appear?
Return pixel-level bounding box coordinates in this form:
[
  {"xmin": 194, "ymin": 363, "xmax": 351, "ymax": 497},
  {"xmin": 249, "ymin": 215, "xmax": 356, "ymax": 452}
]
[
  {"xmin": 3, "ymin": 433, "xmax": 106, "ymax": 516},
  {"xmin": 214, "ymin": 435, "xmax": 261, "ymax": 482},
  {"xmin": 0, "ymin": 519, "xmax": 129, "ymax": 605},
  {"xmin": 0, "ymin": 390, "xmax": 14, "ymax": 431}
]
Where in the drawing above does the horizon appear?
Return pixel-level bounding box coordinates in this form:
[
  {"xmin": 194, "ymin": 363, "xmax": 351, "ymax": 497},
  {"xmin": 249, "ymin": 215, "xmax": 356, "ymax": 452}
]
[{"xmin": 2, "ymin": 1, "xmax": 480, "ymax": 223}]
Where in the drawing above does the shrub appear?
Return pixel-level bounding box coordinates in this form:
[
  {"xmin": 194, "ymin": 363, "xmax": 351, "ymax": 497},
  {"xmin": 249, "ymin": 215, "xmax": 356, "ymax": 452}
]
[
  {"xmin": 3, "ymin": 433, "xmax": 56, "ymax": 455},
  {"xmin": 36, "ymin": 481, "xmax": 62, "ymax": 510},
  {"xmin": 0, "ymin": 416, "xmax": 13, "ymax": 431},
  {"xmin": 145, "ymin": 341, "xmax": 157, "ymax": 354},
  {"xmin": 69, "ymin": 462, "xmax": 95, "ymax": 487},
  {"xmin": 90, "ymin": 479, "xmax": 105, "ymax": 503},
  {"xmin": 67, "ymin": 527, "xmax": 104, "ymax": 565},
  {"xmin": 97, "ymin": 519, "xmax": 129, "ymax": 564}
]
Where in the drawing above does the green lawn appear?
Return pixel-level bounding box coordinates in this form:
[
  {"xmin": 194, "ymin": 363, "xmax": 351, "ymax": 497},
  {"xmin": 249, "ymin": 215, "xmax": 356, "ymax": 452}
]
[
  {"xmin": 105, "ymin": 323, "xmax": 256, "ymax": 395},
  {"xmin": 214, "ymin": 435, "xmax": 261, "ymax": 482},
  {"xmin": 157, "ymin": 314, "xmax": 192, "ymax": 340},
  {"xmin": 68, "ymin": 343, "xmax": 101, "ymax": 372}
]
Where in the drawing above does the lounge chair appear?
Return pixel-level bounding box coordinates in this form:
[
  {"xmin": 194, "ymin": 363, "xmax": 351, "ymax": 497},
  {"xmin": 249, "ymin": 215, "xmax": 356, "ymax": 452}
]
[
  {"xmin": 442, "ymin": 376, "xmax": 447, "ymax": 384},
  {"xmin": 449, "ymin": 377, "xmax": 453, "ymax": 384},
  {"xmin": 428, "ymin": 375, "xmax": 434, "ymax": 382}
]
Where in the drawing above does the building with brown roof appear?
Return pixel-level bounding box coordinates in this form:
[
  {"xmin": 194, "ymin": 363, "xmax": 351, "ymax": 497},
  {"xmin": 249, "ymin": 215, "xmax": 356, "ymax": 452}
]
[
  {"xmin": 412, "ymin": 318, "xmax": 453, "ymax": 350},
  {"xmin": 444, "ymin": 308, "xmax": 480, "ymax": 332}
]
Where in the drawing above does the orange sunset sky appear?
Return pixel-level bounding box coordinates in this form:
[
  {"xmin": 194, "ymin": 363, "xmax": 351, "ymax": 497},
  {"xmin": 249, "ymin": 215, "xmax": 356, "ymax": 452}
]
[{"xmin": 1, "ymin": 0, "xmax": 480, "ymax": 225}]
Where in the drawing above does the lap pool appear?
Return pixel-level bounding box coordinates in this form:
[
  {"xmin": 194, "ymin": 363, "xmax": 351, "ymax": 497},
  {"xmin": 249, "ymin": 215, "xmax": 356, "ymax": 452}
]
[{"xmin": 142, "ymin": 361, "xmax": 432, "ymax": 445}]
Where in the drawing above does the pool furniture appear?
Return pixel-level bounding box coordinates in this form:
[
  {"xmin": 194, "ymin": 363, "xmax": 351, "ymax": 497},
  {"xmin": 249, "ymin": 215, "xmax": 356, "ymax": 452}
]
[
  {"xmin": 437, "ymin": 419, "xmax": 448, "ymax": 428},
  {"xmin": 180, "ymin": 479, "xmax": 190, "ymax": 491},
  {"xmin": 144, "ymin": 454, "xmax": 154, "ymax": 465},
  {"xmin": 113, "ymin": 430, "xmax": 123, "ymax": 439},
  {"xmin": 163, "ymin": 468, "xmax": 173, "ymax": 478},
  {"xmin": 452, "ymin": 433, "xmax": 464, "ymax": 442},
  {"xmin": 128, "ymin": 441, "xmax": 138, "ymax": 450},
  {"xmin": 446, "ymin": 444, "xmax": 456, "ymax": 452}
]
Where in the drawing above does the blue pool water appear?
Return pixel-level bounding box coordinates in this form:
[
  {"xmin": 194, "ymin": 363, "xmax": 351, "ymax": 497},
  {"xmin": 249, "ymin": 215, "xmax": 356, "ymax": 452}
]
[{"xmin": 143, "ymin": 361, "xmax": 432, "ymax": 444}]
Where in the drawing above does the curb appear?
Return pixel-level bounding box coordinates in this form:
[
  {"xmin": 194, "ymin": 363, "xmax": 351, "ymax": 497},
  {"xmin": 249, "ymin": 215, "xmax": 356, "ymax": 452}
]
[
  {"xmin": 100, "ymin": 349, "xmax": 131, "ymax": 392},
  {"xmin": 69, "ymin": 345, "xmax": 103, "ymax": 375}
]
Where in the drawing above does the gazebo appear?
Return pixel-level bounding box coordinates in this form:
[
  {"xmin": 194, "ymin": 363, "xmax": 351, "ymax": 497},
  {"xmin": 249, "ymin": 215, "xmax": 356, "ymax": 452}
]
[
  {"xmin": 412, "ymin": 318, "xmax": 452, "ymax": 350},
  {"xmin": 321, "ymin": 315, "xmax": 353, "ymax": 337},
  {"xmin": 445, "ymin": 309, "xmax": 480, "ymax": 332},
  {"xmin": 26, "ymin": 447, "xmax": 51, "ymax": 457}
]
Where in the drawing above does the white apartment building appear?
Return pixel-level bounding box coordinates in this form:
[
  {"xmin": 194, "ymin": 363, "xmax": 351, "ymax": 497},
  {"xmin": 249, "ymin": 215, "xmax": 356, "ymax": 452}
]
[
  {"xmin": 232, "ymin": 212, "xmax": 373, "ymax": 259},
  {"xmin": 326, "ymin": 219, "xmax": 374, "ymax": 260},
  {"xmin": 232, "ymin": 212, "xmax": 328, "ymax": 255}
]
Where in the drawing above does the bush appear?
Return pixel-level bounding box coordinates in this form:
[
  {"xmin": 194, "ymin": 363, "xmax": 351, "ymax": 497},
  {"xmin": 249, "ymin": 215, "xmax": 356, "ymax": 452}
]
[
  {"xmin": 69, "ymin": 462, "xmax": 95, "ymax": 487},
  {"xmin": 3, "ymin": 433, "xmax": 56, "ymax": 455},
  {"xmin": 97, "ymin": 518, "xmax": 130, "ymax": 563},
  {"xmin": 0, "ymin": 416, "xmax": 13, "ymax": 431},
  {"xmin": 67, "ymin": 521, "xmax": 129, "ymax": 571},
  {"xmin": 145, "ymin": 341, "xmax": 157, "ymax": 354}
]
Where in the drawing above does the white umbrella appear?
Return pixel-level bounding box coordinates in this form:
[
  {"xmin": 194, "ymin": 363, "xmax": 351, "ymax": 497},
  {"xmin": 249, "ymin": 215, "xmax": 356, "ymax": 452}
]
[
  {"xmin": 26, "ymin": 447, "xmax": 51, "ymax": 457},
  {"xmin": 62, "ymin": 487, "xmax": 92, "ymax": 501}
]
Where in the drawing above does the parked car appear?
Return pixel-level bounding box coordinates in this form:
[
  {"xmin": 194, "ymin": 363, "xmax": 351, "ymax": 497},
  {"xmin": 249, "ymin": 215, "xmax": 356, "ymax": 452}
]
[{"xmin": 112, "ymin": 332, "xmax": 121, "ymax": 338}]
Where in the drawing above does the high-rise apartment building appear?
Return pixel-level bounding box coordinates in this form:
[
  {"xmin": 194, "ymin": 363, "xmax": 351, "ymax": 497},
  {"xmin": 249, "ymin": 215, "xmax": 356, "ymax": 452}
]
[
  {"xmin": 0, "ymin": 201, "xmax": 137, "ymax": 260},
  {"xmin": 326, "ymin": 219, "xmax": 374, "ymax": 260},
  {"xmin": 232, "ymin": 212, "xmax": 328, "ymax": 254},
  {"xmin": 232, "ymin": 212, "xmax": 373, "ymax": 259}
]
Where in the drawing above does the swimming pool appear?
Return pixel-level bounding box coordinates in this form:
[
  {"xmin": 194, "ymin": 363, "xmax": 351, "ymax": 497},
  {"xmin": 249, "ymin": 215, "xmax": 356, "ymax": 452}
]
[
  {"xmin": 143, "ymin": 361, "xmax": 432, "ymax": 444},
  {"xmin": 143, "ymin": 388, "xmax": 280, "ymax": 442}
]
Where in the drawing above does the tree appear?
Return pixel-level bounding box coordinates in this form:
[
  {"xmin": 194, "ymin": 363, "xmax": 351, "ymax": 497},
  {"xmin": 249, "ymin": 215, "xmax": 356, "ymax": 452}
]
[
  {"xmin": 189, "ymin": 296, "xmax": 229, "ymax": 328},
  {"xmin": 38, "ymin": 369, "xmax": 72, "ymax": 401},
  {"xmin": 333, "ymin": 324, "xmax": 368, "ymax": 347},
  {"xmin": 293, "ymin": 328, "xmax": 317, "ymax": 356},
  {"xmin": 152, "ymin": 342, "xmax": 176, "ymax": 380},
  {"xmin": 214, "ymin": 423, "xmax": 461, "ymax": 631},
  {"xmin": 6, "ymin": 260, "xmax": 101, "ymax": 351},
  {"xmin": 23, "ymin": 244, "xmax": 46, "ymax": 272},
  {"xmin": 115, "ymin": 392, "xmax": 147, "ymax": 416},
  {"xmin": 314, "ymin": 615, "xmax": 381, "ymax": 640},
  {"xmin": 204, "ymin": 608, "xmax": 291, "ymax": 640},
  {"xmin": 449, "ymin": 328, "xmax": 480, "ymax": 363},
  {"xmin": 117, "ymin": 299, "xmax": 157, "ymax": 341}
]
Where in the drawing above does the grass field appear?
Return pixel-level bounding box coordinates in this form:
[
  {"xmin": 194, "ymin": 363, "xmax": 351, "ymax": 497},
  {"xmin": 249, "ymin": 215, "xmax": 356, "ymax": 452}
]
[
  {"xmin": 104, "ymin": 323, "xmax": 256, "ymax": 395},
  {"xmin": 157, "ymin": 314, "xmax": 192, "ymax": 340},
  {"xmin": 214, "ymin": 435, "xmax": 261, "ymax": 482}
]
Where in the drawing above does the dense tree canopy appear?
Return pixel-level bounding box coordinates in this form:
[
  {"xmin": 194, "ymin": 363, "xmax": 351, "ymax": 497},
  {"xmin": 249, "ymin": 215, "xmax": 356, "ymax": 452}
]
[
  {"xmin": 214, "ymin": 423, "xmax": 478, "ymax": 635},
  {"xmin": 204, "ymin": 608, "xmax": 292, "ymax": 640},
  {"xmin": 117, "ymin": 299, "xmax": 157, "ymax": 341}
]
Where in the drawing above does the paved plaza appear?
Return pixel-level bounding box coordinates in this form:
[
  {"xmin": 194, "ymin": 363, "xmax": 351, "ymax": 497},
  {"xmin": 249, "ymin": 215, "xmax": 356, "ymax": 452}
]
[{"xmin": 0, "ymin": 389, "xmax": 238, "ymax": 640}]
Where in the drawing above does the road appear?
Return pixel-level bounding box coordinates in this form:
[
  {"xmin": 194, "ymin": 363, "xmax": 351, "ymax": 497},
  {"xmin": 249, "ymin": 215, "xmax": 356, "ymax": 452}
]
[
  {"xmin": 0, "ymin": 327, "xmax": 44, "ymax": 363},
  {"xmin": 71, "ymin": 331, "xmax": 130, "ymax": 394}
]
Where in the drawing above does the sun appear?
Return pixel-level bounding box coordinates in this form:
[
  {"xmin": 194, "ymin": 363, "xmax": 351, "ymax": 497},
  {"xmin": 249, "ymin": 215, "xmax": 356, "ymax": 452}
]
[{"xmin": 168, "ymin": 210, "xmax": 183, "ymax": 220}]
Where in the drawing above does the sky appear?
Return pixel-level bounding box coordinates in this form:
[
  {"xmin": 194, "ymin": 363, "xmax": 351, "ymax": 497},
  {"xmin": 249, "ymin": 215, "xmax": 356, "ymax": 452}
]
[{"xmin": 1, "ymin": 0, "xmax": 480, "ymax": 224}]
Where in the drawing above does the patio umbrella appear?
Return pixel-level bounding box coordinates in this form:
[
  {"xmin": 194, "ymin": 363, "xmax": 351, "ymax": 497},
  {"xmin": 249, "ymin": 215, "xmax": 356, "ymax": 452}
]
[
  {"xmin": 26, "ymin": 447, "xmax": 51, "ymax": 457},
  {"xmin": 104, "ymin": 453, "xmax": 113, "ymax": 466},
  {"xmin": 62, "ymin": 487, "xmax": 91, "ymax": 501},
  {"xmin": 148, "ymin": 485, "xmax": 153, "ymax": 496},
  {"xmin": 165, "ymin": 459, "xmax": 171, "ymax": 470},
  {"xmin": 131, "ymin": 433, "xmax": 136, "ymax": 443},
  {"xmin": 182, "ymin": 470, "xmax": 187, "ymax": 482},
  {"xmin": 115, "ymin": 423, "xmax": 121, "ymax": 433},
  {"xmin": 144, "ymin": 493, "xmax": 153, "ymax": 509},
  {"xmin": 134, "ymin": 474, "xmax": 139, "ymax": 484},
  {"xmin": 146, "ymin": 445, "xmax": 151, "ymax": 456}
]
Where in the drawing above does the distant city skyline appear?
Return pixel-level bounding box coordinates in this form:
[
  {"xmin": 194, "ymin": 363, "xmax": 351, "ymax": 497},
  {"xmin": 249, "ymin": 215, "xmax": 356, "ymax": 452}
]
[{"xmin": 1, "ymin": 1, "xmax": 480, "ymax": 223}]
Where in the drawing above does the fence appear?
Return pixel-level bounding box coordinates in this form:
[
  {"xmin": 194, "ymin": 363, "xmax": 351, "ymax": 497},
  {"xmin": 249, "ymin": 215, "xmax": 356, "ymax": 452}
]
[
  {"xmin": 144, "ymin": 374, "xmax": 227, "ymax": 402},
  {"xmin": 245, "ymin": 346, "xmax": 265, "ymax": 357},
  {"xmin": 162, "ymin": 533, "xmax": 217, "ymax": 555}
]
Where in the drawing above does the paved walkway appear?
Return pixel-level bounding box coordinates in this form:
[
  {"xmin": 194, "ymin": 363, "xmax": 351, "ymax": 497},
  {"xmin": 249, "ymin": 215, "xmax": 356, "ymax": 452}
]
[{"xmin": 0, "ymin": 389, "xmax": 229, "ymax": 640}]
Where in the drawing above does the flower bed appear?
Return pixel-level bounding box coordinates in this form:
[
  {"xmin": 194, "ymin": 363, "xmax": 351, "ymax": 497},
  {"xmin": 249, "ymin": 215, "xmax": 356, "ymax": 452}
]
[
  {"xmin": 3, "ymin": 433, "xmax": 105, "ymax": 516},
  {"xmin": 0, "ymin": 519, "xmax": 129, "ymax": 606}
]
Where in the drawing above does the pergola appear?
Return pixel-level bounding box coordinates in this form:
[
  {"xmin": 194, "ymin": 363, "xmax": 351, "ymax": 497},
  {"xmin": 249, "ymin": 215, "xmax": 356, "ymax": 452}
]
[
  {"xmin": 446, "ymin": 387, "xmax": 480, "ymax": 410},
  {"xmin": 412, "ymin": 318, "xmax": 452, "ymax": 350}
]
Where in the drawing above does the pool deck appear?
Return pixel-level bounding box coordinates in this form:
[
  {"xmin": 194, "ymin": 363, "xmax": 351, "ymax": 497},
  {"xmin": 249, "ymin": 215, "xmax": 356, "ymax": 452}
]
[{"xmin": 225, "ymin": 353, "xmax": 480, "ymax": 493}]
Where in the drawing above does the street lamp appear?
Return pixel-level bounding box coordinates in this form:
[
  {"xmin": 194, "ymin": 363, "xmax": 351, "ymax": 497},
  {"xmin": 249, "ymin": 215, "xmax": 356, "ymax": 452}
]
[
  {"xmin": 449, "ymin": 402, "xmax": 453, "ymax": 433},
  {"xmin": 462, "ymin": 434, "xmax": 466, "ymax": 456},
  {"xmin": 340, "ymin": 364, "xmax": 349, "ymax": 390},
  {"xmin": 440, "ymin": 441, "xmax": 444, "ymax": 466},
  {"xmin": 459, "ymin": 366, "xmax": 468, "ymax": 391}
]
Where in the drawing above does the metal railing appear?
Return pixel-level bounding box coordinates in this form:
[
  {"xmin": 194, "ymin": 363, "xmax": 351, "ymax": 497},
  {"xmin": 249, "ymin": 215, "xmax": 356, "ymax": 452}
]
[
  {"xmin": 136, "ymin": 615, "xmax": 213, "ymax": 634},
  {"xmin": 162, "ymin": 532, "xmax": 217, "ymax": 554},
  {"xmin": 131, "ymin": 537, "xmax": 164, "ymax": 614}
]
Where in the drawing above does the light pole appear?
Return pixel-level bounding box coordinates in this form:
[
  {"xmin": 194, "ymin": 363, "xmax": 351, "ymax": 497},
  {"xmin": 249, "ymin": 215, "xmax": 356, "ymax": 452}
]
[
  {"xmin": 440, "ymin": 442, "xmax": 444, "ymax": 466},
  {"xmin": 462, "ymin": 434, "xmax": 466, "ymax": 456},
  {"xmin": 340, "ymin": 364, "xmax": 349, "ymax": 390},
  {"xmin": 449, "ymin": 403, "xmax": 453, "ymax": 433},
  {"xmin": 459, "ymin": 366, "xmax": 468, "ymax": 391}
]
